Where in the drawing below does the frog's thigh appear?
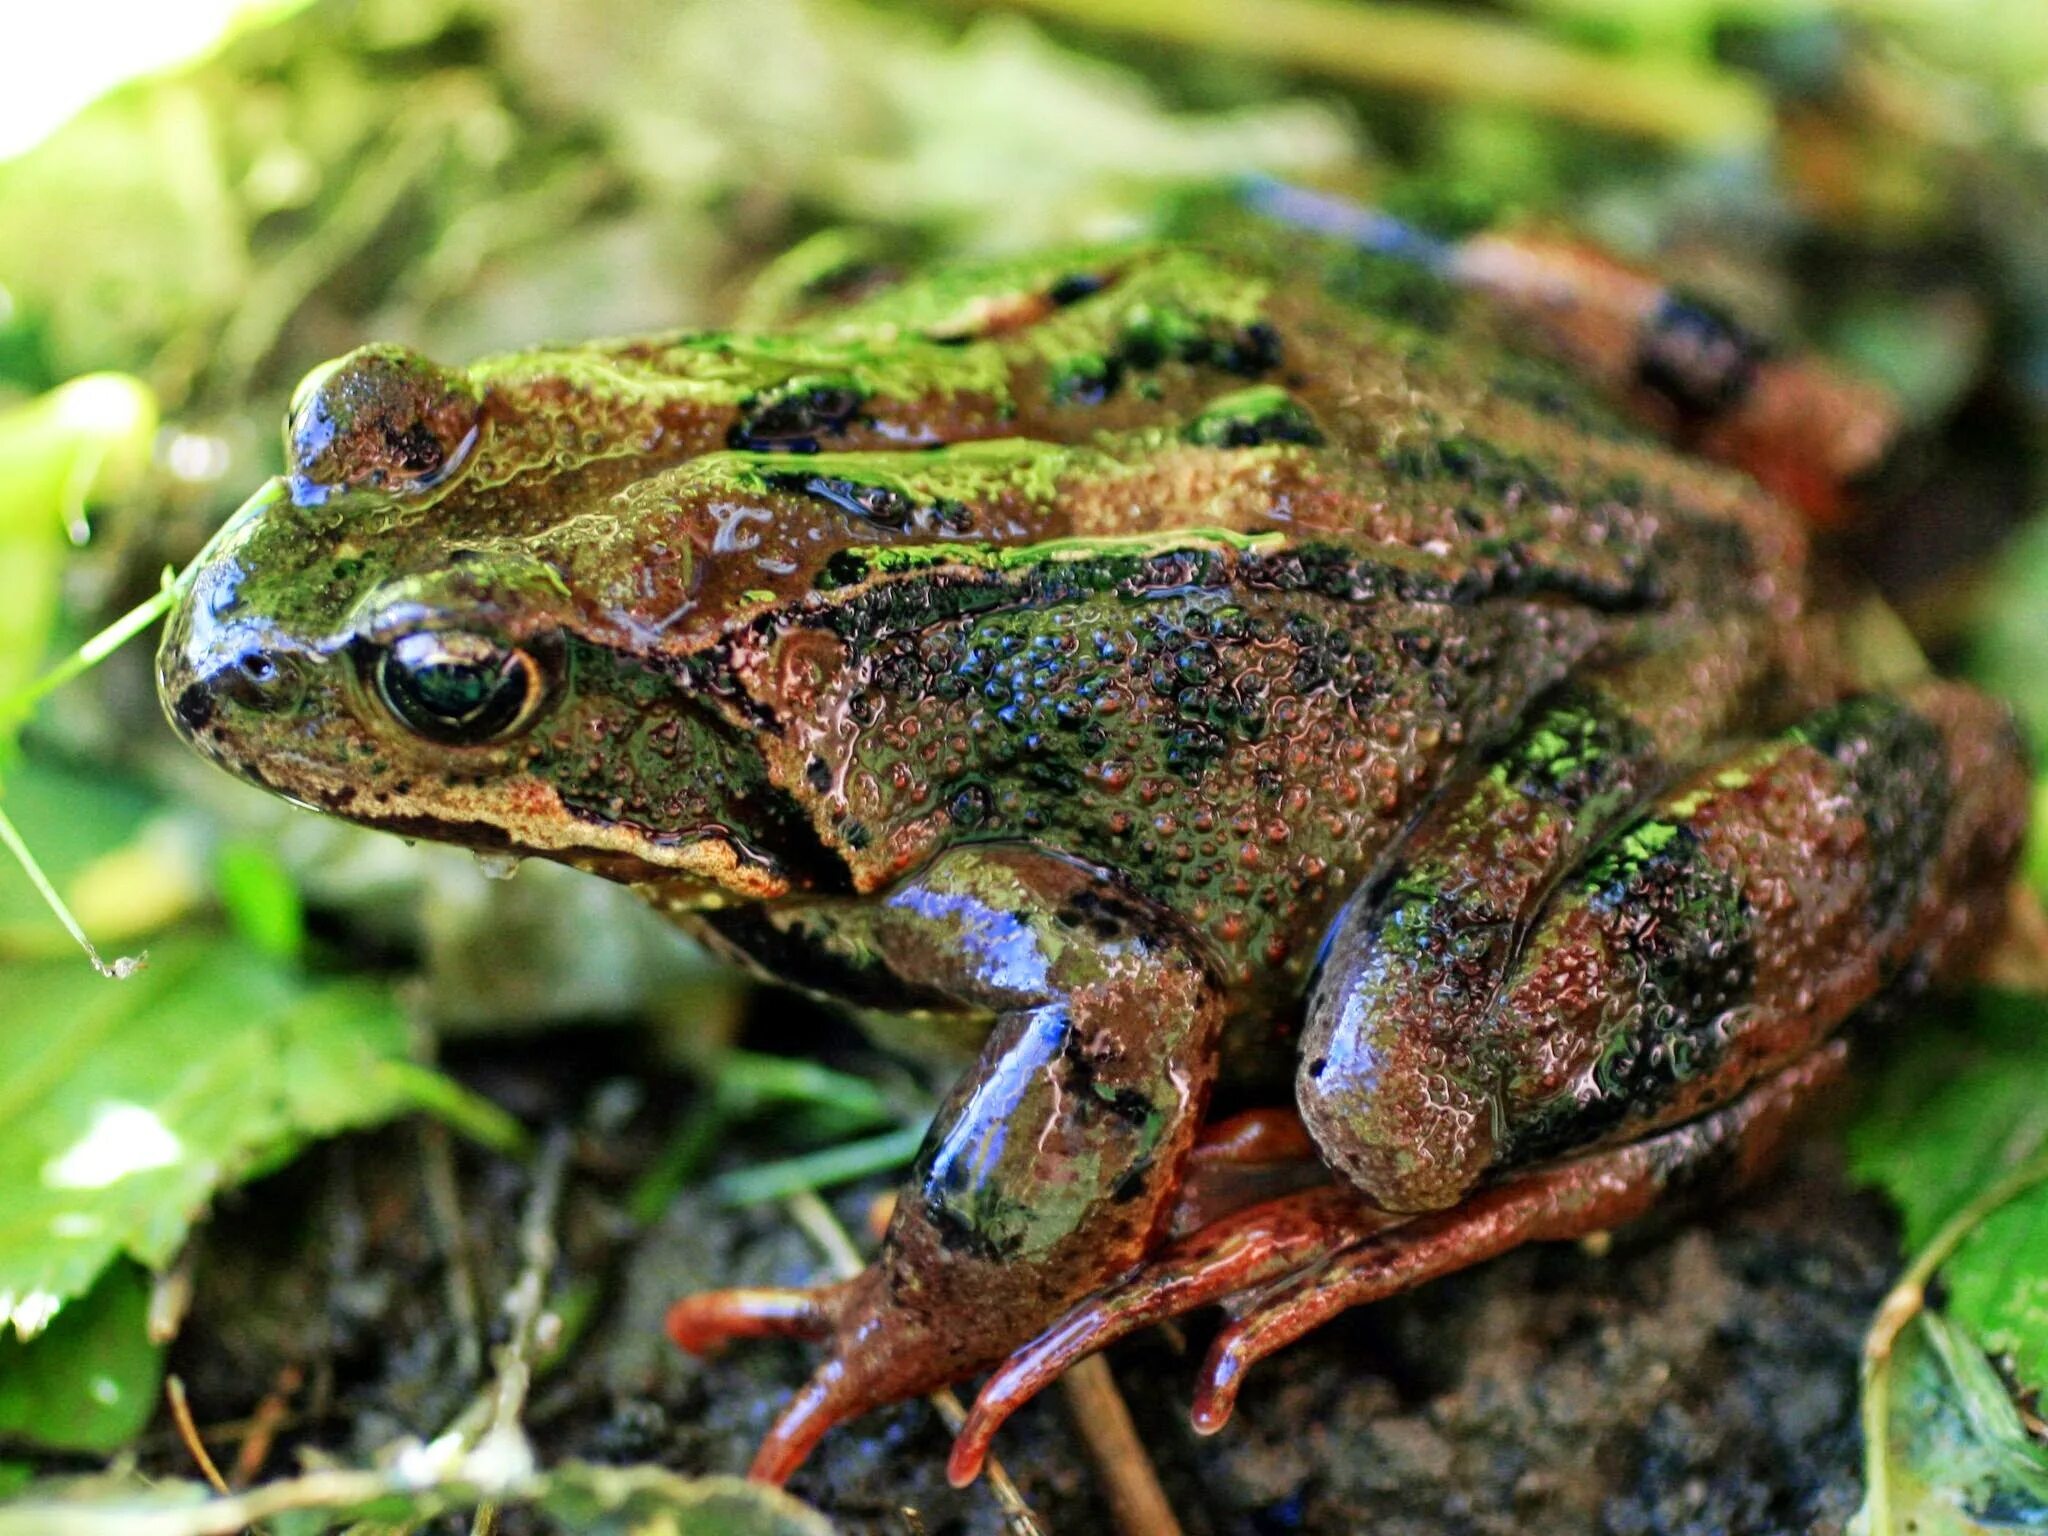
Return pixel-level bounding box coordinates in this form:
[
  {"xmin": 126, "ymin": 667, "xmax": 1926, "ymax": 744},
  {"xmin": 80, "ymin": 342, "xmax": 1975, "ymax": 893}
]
[
  {"xmin": 668, "ymin": 843, "xmax": 1227, "ymax": 1483},
  {"xmin": 1471, "ymin": 680, "xmax": 2025, "ymax": 1177},
  {"xmin": 1298, "ymin": 625, "xmax": 1780, "ymax": 1212}
]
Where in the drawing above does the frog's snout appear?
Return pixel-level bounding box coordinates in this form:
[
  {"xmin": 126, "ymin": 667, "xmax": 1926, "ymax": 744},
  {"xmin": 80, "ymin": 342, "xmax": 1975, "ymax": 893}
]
[
  {"xmin": 156, "ymin": 544, "xmax": 324, "ymax": 762},
  {"xmin": 165, "ymin": 638, "xmax": 307, "ymax": 738}
]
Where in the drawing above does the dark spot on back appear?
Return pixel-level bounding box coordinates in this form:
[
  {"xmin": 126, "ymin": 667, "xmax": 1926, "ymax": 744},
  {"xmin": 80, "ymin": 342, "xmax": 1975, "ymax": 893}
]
[
  {"xmin": 1637, "ymin": 293, "xmax": 1766, "ymax": 424},
  {"xmin": 729, "ymin": 378, "xmax": 869, "ymax": 453}
]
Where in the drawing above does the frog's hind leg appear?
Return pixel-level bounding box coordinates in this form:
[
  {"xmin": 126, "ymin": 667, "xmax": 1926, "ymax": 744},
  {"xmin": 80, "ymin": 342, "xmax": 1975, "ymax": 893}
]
[
  {"xmin": 1296, "ymin": 623, "xmax": 1787, "ymax": 1213},
  {"xmin": 1192, "ymin": 1042, "xmax": 1847, "ymax": 1432},
  {"xmin": 948, "ymin": 1000, "xmax": 1845, "ymax": 1481},
  {"xmin": 1222, "ymin": 682, "xmax": 2025, "ymax": 1428}
]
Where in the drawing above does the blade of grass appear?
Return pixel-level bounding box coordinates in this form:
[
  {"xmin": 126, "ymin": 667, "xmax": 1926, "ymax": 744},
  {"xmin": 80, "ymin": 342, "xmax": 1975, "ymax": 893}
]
[
  {"xmin": 0, "ymin": 801, "xmax": 143, "ymax": 979},
  {"xmin": 0, "ymin": 575, "xmax": 175, "ymax": 738},
  {"xmin": 710, "ymin": 1125, "xmax": 929, "ymax": 1208},
  {"xmin": 375, "ymin": 1061, "xmax": 532, "ymax": 1159},
  {"xmin": 944, "ymin": 0, "xmax": 1773, "ymax": 149}
]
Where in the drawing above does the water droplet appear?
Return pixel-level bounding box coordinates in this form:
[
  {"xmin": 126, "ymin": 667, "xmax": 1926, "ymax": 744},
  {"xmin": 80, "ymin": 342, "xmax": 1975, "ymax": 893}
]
[{"xmin": 474, "ymin": 850, "xmax": 522, "ymax": 881}]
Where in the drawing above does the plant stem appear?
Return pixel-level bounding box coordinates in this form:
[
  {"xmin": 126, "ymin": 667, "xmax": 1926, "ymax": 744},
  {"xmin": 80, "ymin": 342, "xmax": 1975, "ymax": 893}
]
[{"xmin": 945, "ymin": 0, "xmax": 1772, "ymax": 149}]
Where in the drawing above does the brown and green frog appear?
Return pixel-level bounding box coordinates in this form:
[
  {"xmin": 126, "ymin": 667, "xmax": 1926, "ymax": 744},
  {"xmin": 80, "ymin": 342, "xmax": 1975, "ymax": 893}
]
[{"xmin": 156, "ymin": 195, "xmax": 2029, "ymax": 1486}]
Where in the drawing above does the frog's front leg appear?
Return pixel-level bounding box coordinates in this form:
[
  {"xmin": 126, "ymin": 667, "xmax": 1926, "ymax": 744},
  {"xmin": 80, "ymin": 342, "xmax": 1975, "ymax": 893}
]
[{"xmin": 665, "ymin": 844, "xmax": 1225, "ymax": 1483}]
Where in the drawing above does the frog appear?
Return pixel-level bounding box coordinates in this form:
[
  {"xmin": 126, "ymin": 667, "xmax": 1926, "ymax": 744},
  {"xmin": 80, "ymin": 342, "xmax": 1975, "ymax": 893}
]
[{"xmin": 155, "ymin": 205, "xmax": 2029, "ymax": 1488}]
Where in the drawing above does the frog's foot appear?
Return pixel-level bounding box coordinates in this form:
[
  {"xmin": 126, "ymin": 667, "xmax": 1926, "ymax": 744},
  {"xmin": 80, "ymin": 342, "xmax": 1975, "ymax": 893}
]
[
  {"xmin": 950, "ymin": 1044, "xmax": 1843, "ymax": 1483},
  {"xmin": 664, "ymin": 1282, "xmax": 844, "ymax": 1354},
  {"xmin": 945, "ymin": 1182, "xmax": 1396, "ymax": 1486},
  {"xmin": 668, "ymin": 1266, "xmax": 976, "ymax": 1484},
  {"xmin": 670, "ymin": 1107, "xmax": 1338, "ymax": 1486},
  {"xmin": 1189, "ymin": 1044, "xmax": 1847, "ymax": 1432},
  {"xmin": 1168, "ymin": 1106, "xmax": 1329, "ymax": 1235}
]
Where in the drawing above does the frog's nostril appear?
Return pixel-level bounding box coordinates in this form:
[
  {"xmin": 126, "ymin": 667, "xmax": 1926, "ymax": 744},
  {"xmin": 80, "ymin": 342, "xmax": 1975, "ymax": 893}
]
[{"xmin": 221, "ymin": 646, "xmax": 304, "ymax": 712}]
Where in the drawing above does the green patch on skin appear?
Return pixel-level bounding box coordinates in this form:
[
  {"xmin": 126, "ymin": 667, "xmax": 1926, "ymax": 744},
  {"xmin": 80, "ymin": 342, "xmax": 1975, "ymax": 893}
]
[
  {"xmin": 816, "ymin": 526, "xmax": 1287, "ymax": 595},
  {"xmin": 814, "ymin": 241, "xmax": 1275, "ymax": 381},
  {"xmin": 802, "ymin": 243, "xmax": 1139, "ymax": 340},
  {"xmin": 1184, "ymin": 386, "xmax": 1324, "ymax": 448},
  {"xmin": 1385, "ymin": 431, "xmax": 1569, "ymax": 506},
  {"xmin": 719, "ymin": 438, "xmax": 1077, "ymax": 510},
  {"xmin": 1482, "ymin": 691, "xmax": 1653, "ymax": 810},
  {"xmin": 1588, "ymin": 817, "xmax": 1683, "ymax": 888},
  {"xmin": 478, "ymin": 335, "xmax": 1011, "ymax": 472}
]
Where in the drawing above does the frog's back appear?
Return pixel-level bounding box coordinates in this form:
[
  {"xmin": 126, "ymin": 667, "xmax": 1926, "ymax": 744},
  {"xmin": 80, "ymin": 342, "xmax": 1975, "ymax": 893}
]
[
  {"xmin": 330, "ymin": 242, "xmax": 1806, "ymax": 655},
  {"xmin": 599, "ymin": 244, "xmax": 1812, "ymax": 991}
]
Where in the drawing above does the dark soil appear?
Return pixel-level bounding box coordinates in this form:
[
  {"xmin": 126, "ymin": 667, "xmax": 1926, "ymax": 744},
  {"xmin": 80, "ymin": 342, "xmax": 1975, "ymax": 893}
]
[{"xmin": 158, "ymin": 1028, "xmax": 1893, "ymax": 1536}]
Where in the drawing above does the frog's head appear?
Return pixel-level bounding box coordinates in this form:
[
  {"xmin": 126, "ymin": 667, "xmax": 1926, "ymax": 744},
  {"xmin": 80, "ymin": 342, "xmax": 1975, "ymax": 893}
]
[{"xmin": 156, "ymin": 343, "xmax": 814, "ymax": 905}]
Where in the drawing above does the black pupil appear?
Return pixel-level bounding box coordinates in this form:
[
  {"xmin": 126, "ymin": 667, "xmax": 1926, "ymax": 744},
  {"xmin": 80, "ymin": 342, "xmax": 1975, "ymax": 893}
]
[{"xmin": 380, "ymin": 634, "xmax": 530, "ymax": 744}]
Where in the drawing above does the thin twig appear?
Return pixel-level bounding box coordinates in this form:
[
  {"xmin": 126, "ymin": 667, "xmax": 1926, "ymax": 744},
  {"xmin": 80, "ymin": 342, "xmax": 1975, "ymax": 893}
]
[
  {"xmin": 782, "ymin": 1190, "xmax": 1047, "ymax": 1536},
  {"xmin": 0, "ymin": 1468, "xmax": 453, "ymax": 1536},
  {"xmin": 468, "ymin": 1128, "xmax": 573, "ymax": 1536},
  {"xmin": 0, "ymin": 1468, "xmax": 406, "ymax": 1536},
  {"xmin": 491, "ymin": 1128, "xmax": 573, "ymax": 1432},
  {"xmin": 230, "ymin": 1364, "xmax": 301, "ymax": 1489},
  {"xmin": 419, "ymin": 1120, "xmax": 485, "ymax": 1386},
  {"xmin": 146, "ymin": 1245, "xmax": 197, "ymax": 1346},
  {"xmin": 1058, "ymin": 1358, "xmax": 1185, "ymax": 1536},
  {"xmin": 164, "ymin": 1377, "xmax": 230, "ymax": 1497}
]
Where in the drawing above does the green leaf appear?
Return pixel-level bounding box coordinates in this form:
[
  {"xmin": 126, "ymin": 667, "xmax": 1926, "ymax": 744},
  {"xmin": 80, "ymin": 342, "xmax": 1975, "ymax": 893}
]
[
  {"xmin": 0, "ymin": 377, "xmax": 156, "ymax": 711},
  {"xmin": 212, "ymin": 841, "xmax": 305, "ymax": 960},
  {"xmin": 1851, "ymin": 990, "xmax": 2048, "ymax": 1530},
  {"xmin": 0, "ymin": 934, "xmax": 456, "ymax": 1338},
  {"xmin": 532, "ymin": 1464, "xmax": 834, "ymax": 1536},
  {"xmin": 0, "ymin": 1263, "xmax": 161, "ymax": 1454},
  {"xmin": 1864, "ymin": 1310, "xmax": 2048, "ymax": 1534},
  {"xmin": 1849, "ymin": 992, "xmax": 2048, "ymax": 1386}
]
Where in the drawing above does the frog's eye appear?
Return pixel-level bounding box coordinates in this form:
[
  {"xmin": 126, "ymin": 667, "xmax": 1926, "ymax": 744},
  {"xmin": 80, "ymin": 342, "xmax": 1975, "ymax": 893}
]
[{"xmin": 374, "ymin": 631, "xmax": 546, "ymax": 746}]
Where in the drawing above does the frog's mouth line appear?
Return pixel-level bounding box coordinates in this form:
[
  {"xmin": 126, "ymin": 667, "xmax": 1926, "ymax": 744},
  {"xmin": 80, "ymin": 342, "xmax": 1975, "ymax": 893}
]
[{"xmin": 312, "ymin": 775, "xmax": 795, "ymax": 904}]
